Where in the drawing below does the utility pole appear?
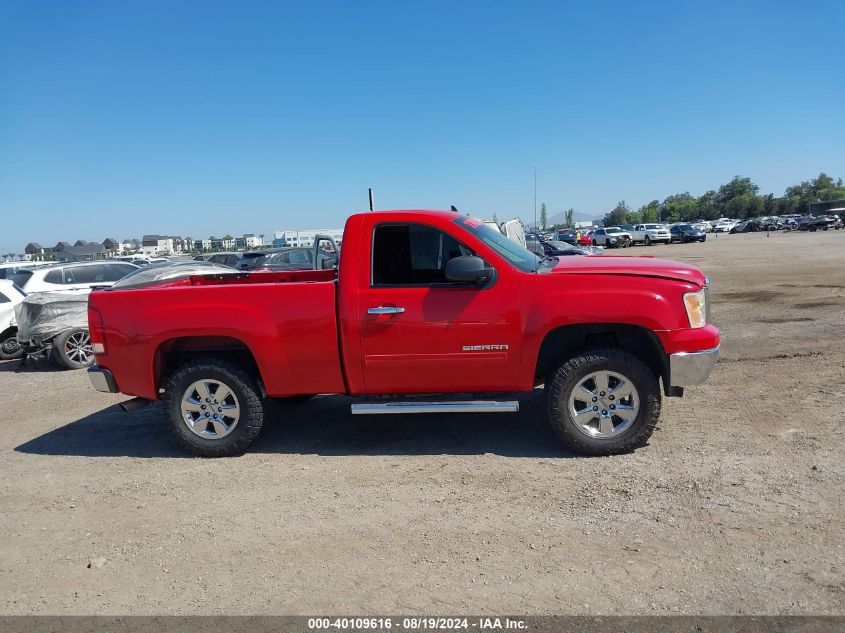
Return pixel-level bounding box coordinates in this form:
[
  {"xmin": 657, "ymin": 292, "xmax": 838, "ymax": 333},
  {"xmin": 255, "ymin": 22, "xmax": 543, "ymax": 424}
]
[{"xmin": 368, "ymin": 188, "xmax": 375, "ymax": 212}]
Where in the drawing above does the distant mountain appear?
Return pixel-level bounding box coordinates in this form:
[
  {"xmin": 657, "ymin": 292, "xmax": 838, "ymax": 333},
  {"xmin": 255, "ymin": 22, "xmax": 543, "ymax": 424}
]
[{"xmin": 547, "ymin": 210, "xmax": 601, "ymax": 226}]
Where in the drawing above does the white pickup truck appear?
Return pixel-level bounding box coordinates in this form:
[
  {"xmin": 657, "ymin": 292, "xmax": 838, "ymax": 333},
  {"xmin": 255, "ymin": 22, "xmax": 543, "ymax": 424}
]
[{"xmin": 630, "ymin": 224, "xmax": 671, "ymax": 245}]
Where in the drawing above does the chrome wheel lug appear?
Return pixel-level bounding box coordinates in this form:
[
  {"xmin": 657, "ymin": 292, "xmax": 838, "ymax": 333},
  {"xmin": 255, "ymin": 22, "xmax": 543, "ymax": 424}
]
[
  {"xmin": 610, "ymin": 405, "xmax": 616, "ymax": 410},
  {"xmin": 609, "ymin": 395, "xmax": 615, "ymax": 400},
  {"xmin": 602, "ymin": 410, "xmax": 607, "ymax": 415},
  {"xmin": 592, "ymin": 397, "xmax": 597, "ymax": 402},
  {"xmin": 200, "ymin": 404, "xmax": 206, "ymax": 410},
  {"xmin": 600, "ymin": 391, "xmax": 606, "ymax": 396}
]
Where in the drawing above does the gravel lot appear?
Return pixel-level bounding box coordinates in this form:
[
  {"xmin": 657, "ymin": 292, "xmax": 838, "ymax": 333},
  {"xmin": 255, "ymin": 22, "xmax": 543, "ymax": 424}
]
[{"xmin": 1, "ymin": 230, "xmax": 843, "ymax": 615}]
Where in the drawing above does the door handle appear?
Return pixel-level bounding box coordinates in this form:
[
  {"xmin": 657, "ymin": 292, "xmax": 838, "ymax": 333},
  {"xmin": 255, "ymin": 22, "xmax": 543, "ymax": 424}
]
[{"xmin": 368, "ymin": 306, "xmax": 405, "ymax": 315}]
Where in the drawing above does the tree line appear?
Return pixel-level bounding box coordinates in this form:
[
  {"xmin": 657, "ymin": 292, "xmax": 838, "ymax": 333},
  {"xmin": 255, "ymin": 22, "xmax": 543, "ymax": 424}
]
[{"xmin": 598, "ymin": 173, "xmax": 845, "ymax": 228}]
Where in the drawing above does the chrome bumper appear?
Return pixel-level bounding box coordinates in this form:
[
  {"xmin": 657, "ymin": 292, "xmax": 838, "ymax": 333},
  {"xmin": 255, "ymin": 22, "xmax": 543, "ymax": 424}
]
[
  {"xmin": 88, "ymin": 366, "xmax": 119, "ymax": 393},
  {"xmin": 669, "ymin": 346, "xmax": 720, "ymax": 386}
]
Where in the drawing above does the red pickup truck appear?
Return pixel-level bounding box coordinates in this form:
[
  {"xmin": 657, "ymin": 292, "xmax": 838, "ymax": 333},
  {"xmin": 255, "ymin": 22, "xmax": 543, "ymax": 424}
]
[{"xmin": 87, "ymin": 210, "xmax": 719, "ymax": 457}]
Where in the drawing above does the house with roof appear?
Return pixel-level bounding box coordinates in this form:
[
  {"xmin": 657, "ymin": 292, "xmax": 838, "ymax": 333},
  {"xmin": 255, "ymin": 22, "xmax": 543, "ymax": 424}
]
[
  {"xmin": 102, "ymin": 238, "xmax": 120, "ymax": 254},
  {"xmin": 54, "ymin": 241, "xmax": 72, "ymax": 252},
  {"xmin": 54, "ymin": 242, "xmax": 108, "ymax": 262},
  {"xmin": 24, "ymin": 243, "xmax": 53, "ymax": 260}
]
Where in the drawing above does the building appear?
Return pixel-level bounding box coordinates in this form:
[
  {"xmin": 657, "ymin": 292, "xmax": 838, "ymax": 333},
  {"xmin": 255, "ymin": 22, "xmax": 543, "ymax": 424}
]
[
  {"xmin": 24, "ymin": 243, "xmax": 52, "ymax": 260},
  {"xmin": 121, "ymin": 238, "xmax": 141, "ymax": 252},
  {"xmin": 55, "ymin": 243, "xmax": 108, "ymax": 262},
  {"xmin": 234, "ymin": 233, "xmax": 264, "ymax": 250},
  {"xmin": 808, "ymin": 199, "xmax": 845, "ymax": 216},
  {"xmin": 102, "ymin": 238, "xmax": 120, "ymax": 256},
  {"xmin": 54, "ymin": 241, "xmax": 71, "ymax": 252},
  {"xmin": 272, "ymin": 228, "xmax": 344, "ymax": 248},
  {"xmin": 194, "ymin": 238, "xmax": 212, "ymax": 251},
  {"xmin": 141, "ymin": 234, "xmax": 183, "ymax": 256}
]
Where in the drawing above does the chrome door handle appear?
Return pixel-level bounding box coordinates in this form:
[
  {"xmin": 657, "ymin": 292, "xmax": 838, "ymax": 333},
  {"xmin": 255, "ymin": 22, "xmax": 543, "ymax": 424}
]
[{"xmin": 368, "ymin": 306, "xmax": 405, "ymax": 315}]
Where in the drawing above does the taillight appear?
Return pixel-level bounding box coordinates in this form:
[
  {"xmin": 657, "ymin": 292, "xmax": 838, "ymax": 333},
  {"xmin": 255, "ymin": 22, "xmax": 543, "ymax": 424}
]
[{"xmin": 88, "ymin": 307, "xmax": 106, "ymax": 354}]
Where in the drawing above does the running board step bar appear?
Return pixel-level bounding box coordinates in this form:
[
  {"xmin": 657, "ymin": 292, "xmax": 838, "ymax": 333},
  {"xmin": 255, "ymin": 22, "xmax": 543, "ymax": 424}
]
[{"xmin": 351, "ymin": 401, "xmax": 519, "ymax": 415}]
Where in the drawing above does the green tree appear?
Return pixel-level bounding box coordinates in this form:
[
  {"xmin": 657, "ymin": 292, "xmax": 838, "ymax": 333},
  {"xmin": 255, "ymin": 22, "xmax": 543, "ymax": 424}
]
[
  {"xmin": 564, "ymin": 208, "xmax": 574, "ymax": 228},
  {"xmin": 603, "ymin": 201, "xmax": 631, "ymax": 227},
  {"xmin": 661, "ymin": 192, "xmax": 699, "ymax": 223},
  {"xmin": 637, "ymin": 199, "xmax": 661, "ymax": 223},
  {"xmin": 540, "ymin": 203, "xmax": 548, "ymax": 230}
]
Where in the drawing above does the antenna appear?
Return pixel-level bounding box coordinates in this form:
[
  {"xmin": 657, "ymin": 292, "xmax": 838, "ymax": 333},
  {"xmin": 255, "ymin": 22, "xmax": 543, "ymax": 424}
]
[
  {"xmin": 533, "ymin": 167, "xmax": 537, "ymax": 231},
  {"xmin": 368, "ymin": 188, "xmax": 375, "ymax": 212}
]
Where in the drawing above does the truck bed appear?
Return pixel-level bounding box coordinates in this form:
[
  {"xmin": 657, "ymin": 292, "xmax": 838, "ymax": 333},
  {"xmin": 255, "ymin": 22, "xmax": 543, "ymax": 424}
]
[{"xmin": 89, "ymin": 271, "xmax": 346, "ymax": 400}]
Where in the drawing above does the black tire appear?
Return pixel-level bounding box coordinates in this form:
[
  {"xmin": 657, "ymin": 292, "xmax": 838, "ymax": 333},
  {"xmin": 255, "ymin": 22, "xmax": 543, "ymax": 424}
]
[
  {"xmin": 644, "ymin": 235, "xmax": 651, "ymax": 246},
  {"xmin": 163, "ymin": 358, "xmax": 265, "ymax": 457},
  {"xmin": 592, "ymin": 239, "xmax": 598, "ymax": 246},
  {"xmin": 53, "ymin": 328, "xmax": 95, "ymax": 369},
  {"xmin": 545, "ymin": 348, "xmax": 661, "ymax": 456},
  {"xmin": 0, "ymin": 329, "xmax": 23, "ymax": 360}
]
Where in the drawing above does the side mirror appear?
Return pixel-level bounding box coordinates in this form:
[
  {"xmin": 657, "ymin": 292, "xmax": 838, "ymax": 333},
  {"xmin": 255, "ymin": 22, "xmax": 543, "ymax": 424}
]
[{"xmin": 445, "ymin": 256, "xmax": 494, "ymax": 286}]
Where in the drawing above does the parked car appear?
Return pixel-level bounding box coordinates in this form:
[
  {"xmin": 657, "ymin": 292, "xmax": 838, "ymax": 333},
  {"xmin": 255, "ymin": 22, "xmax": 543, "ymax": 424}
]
[
  {"xmin": 0, "ymin": 261, "xmax": 51, "ymax": 280},
  {"xmin": 0, "ymin": 280, "xmax": 26, "ymax": 360},
  {"xmin": 578, "ymin": 230, "xmax": 594, "ymax": 246},
  {"xmin": 556, "ymin": 230, "xmax": 577, "ymax": 245},
  {"xmin": 10, "ymin": 261, "xmax": 140, "ymax": 295},
  {"xmin": 537, "ymin": 240, "xmax": 604, "ymax": 256},
  {"xmin": 590, "ymin": 227, "xmax": 633, "ymax": 248},
  {"xmin": 253, "ymin": 247, "xmax": 338, "ymax": 271},
  {"xmin": 669, "ymin": 224, "xmax": 707, "ymax": 243},
  {"xmin": 711, "ymin": 220, "xmax": 738, "ymax": 233},
  {"xmin": 630, "ymin": 224, "xmax": 671, "ymax": 246},
  {"xmin": 15, "ymin": 292, "xmax": 93, "ymax": 368},
  {"xmin": 798, "ymin": 215, "xmax": 842, "ymax": 231},
  {"xmin": 194, "ymin": 252, "xmax": 242, "ymax": 267},
  {"xmin": 237, "ymin": 236, "xmax": 340, "ymax": 271},
  {"xmin": 88, "ymin": 209, "xmax": 719, "ymax": 458}
]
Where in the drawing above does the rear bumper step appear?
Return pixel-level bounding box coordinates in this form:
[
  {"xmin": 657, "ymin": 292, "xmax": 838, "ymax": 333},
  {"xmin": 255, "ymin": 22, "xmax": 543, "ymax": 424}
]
[{"xmin": 351, "ymin": 401, "xmax": 519, "ymax": 415}]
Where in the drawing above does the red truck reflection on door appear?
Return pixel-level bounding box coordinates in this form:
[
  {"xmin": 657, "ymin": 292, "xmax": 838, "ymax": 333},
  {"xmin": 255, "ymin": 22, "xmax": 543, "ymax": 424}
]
[{"xmin": 87, "ymin": 210, "xmax": 719, "ymax": 457}]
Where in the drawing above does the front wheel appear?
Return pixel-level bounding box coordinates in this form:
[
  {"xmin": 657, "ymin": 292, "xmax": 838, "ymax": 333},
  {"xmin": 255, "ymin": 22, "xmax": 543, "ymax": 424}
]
[
  {"xmin": 545, "ymin": 348, "xmax": 661, "ymax": 456},
  {"xmin": 644, "ymin": 236, "xmax": 651, "ymax": 246},
  {"xmin": 163, "ymin": 358, "xmax": 266, "ymax": 457}
]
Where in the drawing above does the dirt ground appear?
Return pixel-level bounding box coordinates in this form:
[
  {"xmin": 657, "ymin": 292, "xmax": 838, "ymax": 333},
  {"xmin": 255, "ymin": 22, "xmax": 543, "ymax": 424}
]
[{"xmin": 1, "ymin": 230, "xmax": 843, "ymax": 615}]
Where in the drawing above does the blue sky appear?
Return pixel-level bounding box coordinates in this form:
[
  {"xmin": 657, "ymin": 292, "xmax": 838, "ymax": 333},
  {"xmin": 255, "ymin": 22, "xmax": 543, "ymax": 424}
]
[{"xmin": 1, "ymin": 0, "xmax": 843, "ymax": 253}]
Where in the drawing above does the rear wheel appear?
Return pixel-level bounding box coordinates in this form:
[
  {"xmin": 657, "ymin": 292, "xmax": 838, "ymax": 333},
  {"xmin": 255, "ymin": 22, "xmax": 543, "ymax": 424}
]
[
  {"xmin": 53, "ymin": 329, "xmax": 94, "ymax": 369},
  {"xmin": 163, "ymin": 358, "xmax": 265, "ymax": 457},
  {"xmin": 545, "ymin": 348, "xmax": 661, "ymax": 456},
  {"xmin": 0, "ymin": 330, "xmax": 23, "ymax": 360}
]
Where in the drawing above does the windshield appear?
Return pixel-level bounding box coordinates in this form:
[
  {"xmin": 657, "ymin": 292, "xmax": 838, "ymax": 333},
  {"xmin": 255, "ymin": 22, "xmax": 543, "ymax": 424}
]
[
  {"xmin": 452, "ymin": 217, "xmax": 539, "ymax": 273},
  {"xmin": 644, "ymin": 224, "xmax": 663, "ymax": 230}
]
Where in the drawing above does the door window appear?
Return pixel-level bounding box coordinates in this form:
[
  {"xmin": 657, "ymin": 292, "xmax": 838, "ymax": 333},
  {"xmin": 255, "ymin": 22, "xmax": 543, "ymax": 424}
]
[
  {"xmin": 65, "ymin": 264, "xmax": 107, "ymax": 284},
  {"xmin": 44, "ymin": 270, "xmax": 63, "ymax": 284},
  {"xmin": 104, "ymin": 263, "xmax": 137, "ymax": 281},
  {"xmin": 372, "ymin": 224, "xmax": 472, "ymax": 286}
]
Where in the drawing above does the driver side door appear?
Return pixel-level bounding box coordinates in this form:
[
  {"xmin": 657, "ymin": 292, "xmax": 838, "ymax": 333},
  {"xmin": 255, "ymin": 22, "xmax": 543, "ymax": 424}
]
[{"xmin": 357, "ymin": 222, "xmax": 523, "ymax": 394}]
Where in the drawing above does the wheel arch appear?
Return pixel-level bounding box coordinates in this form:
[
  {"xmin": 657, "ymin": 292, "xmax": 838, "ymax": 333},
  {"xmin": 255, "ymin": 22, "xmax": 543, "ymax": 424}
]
[
  {"xmin": 535, "ymin": 323, "xmax": 669, "ymax": 392},
  {"xmin": 154, "ymin": 335, "xmax": 263, "ymax": 395}
]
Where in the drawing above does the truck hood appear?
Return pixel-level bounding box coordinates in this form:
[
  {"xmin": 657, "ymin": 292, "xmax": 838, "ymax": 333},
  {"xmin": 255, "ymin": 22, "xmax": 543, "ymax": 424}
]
[{"xmin": 548, "ymin": 256, "xmax": 706, "ymax": 286}]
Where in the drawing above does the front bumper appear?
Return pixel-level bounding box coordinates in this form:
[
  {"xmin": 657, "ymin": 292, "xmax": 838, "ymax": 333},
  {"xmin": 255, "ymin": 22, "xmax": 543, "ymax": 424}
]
[
  {"xmin": 669, "ymin": 346, "xmax": 720, "ymax": 386},
  {"xmin": 88, "ymin": 366, "xmax": 119, "ymax": 393}
]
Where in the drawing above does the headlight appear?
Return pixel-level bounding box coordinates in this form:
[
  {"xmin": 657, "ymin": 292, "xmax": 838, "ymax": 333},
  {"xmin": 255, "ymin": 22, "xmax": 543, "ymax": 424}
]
[{"xmin": 683, "ymin": 290, "xmax": 707, "ymax": 328}]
